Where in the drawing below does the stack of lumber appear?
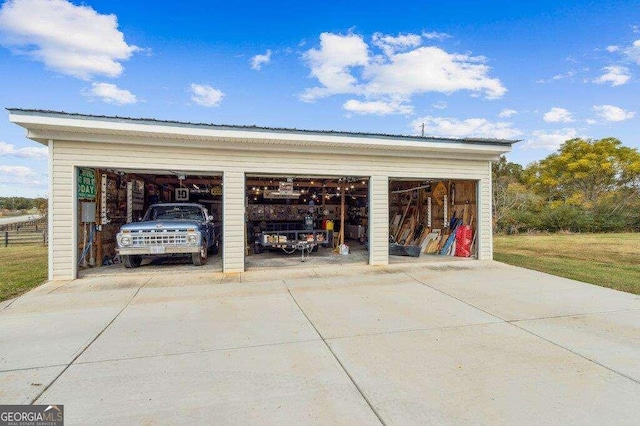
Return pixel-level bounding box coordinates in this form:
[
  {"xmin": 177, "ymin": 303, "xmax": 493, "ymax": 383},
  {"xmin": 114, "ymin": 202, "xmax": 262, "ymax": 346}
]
[{"xmin": 389, "ymin": 204, "xmax": 476, "ymax": 257}]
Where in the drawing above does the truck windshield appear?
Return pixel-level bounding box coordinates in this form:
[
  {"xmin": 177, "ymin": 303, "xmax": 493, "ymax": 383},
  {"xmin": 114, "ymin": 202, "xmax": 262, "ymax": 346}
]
[{"xmin": 145, "ymin": 205, "xmax": 204, "ymax": 221}]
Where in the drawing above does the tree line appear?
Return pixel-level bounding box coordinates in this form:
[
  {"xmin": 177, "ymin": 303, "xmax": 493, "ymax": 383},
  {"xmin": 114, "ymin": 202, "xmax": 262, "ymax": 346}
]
[
  {"xmin": 0, "ymin": 197, "xmax": 47, "ymax": 213},
  {"xmin": 493, "ymin": 137, "xmax": 640, "ymax": 233}
]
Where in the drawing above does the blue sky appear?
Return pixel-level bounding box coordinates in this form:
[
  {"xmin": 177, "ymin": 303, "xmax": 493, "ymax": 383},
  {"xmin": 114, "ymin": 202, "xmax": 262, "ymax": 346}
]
[{"xmin": 1, "ymin": 0, "xmax": 639, "ymax": 198}]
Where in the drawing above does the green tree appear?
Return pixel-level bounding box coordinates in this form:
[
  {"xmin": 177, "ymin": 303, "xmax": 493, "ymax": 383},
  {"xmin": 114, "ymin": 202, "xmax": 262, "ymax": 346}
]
[
  {"xmin": 492, "ymin": 156, "xmax": 533, "ymax": 232},
  {"xmin": 524, "ymin": 138, "xmax": 640, "ymax": 207}
]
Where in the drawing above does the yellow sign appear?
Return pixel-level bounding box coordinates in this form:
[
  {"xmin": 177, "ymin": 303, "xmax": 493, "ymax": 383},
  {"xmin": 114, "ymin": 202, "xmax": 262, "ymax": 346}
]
[{"xmin": 432, "ymin": 182, "xmax": 447, "ymax": 206}]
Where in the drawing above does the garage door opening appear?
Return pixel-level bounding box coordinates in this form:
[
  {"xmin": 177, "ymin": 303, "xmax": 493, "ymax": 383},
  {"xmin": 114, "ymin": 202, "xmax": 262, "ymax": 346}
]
[
  {"xmin": 245, "ymin": 175, "xmax": 369, "ymax": 270},
  {"xmin": 76, "ymin": 168, "xmax": 223, "ymax": 277},
  {"xmin": 389, "ymin": 179, "xmax": 478, "ymax": 263}
]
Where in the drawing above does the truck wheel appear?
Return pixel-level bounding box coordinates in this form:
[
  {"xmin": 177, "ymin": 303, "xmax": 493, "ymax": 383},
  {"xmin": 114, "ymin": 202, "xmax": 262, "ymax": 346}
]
[
  {"xmin": 122, "ymin": 255, "xmax": 142, "ymax": 268},
  {"xmin": 253, "ymin": 242, "xmax": 263, "ymax": 254},
  {"xmin": 192, "ymin": 244, "xmax": 208, "ymax": 266}
]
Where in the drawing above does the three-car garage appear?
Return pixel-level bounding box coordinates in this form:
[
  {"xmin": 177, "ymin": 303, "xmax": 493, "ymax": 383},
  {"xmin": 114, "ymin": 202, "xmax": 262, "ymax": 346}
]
[{"xmin": 8, "ymin": 109, "xmax": 514, "ymax": 280}]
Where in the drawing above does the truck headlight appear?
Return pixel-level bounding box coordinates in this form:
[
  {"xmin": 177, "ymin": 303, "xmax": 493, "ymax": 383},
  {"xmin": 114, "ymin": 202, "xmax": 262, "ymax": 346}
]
[
  {"xmin": 120, "ymin": 235, "xmax": 132, "ymax": 246},
  {"xmin": 187, "ymin": 234, "xmax": 198, "ymax": 244}
]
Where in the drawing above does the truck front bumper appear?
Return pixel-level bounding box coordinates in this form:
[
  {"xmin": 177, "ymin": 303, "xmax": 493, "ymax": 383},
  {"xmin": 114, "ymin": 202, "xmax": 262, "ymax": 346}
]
[{"xmin": 117, "ymin": 245, "xmax": 201, "ymax": 256}]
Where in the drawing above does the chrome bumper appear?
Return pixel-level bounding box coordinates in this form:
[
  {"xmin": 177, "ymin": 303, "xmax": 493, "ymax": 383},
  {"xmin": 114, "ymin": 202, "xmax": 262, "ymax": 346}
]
[{"xmin": 116, "ymin": 245, "xmax": 200, "ymax": 255}]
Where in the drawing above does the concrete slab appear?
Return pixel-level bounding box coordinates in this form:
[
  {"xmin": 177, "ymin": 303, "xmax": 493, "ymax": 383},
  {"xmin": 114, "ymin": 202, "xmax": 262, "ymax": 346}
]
[
  {"xmin": 144, "ymin": 272, "xmax": 224, "ymax": 287},
  {"xmin": 49, "ymin": 275, "xmax": 151, "ymax": 293},
  {"xmin": 2, "ymin": 287, "xmax": 137, "ymax": 315},
  {"xmin": 328, "ymin": 323, "xmax": 640, "ymax": 425},
  {"xmin": 515, "ymin": 309, "xmax": 640, "ymax": 382},
  {"xmin": 39, "ymin": 341, "xmax": 381, "ymax": 425},
  {"xmin": 78, "ymin": 283, "xmax": 319, "ymax": 362},
  {"xmin": 3, "ymin": 262, "xmax": 640, "ymax": 424},
  {"xmin": 288, "ymin": 273, "xmax": 499, "ymax": 339},
  {"xmin": 79, "ymin": 255, "xmax": 223, "ymax": 278},
  {"xmin": 0, "ymin": 308, "xmax": 122, "ymax": 370},
  {"xmin": 0, "ymin": 366, "xmax": 64, "ymax": 404},
  {"xmin": 408, "ymin": 266, "xmax": 640, "ymax": 321},
  {"xmin": 244, "ymin": 244, "xmax": 368, "ymax": 271}
]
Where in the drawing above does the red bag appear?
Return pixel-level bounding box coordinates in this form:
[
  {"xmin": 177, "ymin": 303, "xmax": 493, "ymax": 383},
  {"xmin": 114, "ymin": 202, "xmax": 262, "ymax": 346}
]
[{"xmin": 455, "ymin": 225, "xmax": 473, "ymax": 257}]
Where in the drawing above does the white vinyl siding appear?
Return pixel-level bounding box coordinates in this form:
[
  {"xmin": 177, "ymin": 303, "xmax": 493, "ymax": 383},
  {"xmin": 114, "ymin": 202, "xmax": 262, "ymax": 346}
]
[
  {"xmin": 223, "ymin": 171, "xmax": 245, "ymax": 273},
  {"xmin": 369, "ymin": 175, "xmax": 389, "ymax": 265},
  {"xmin": 48, "ymin": 139, "xmax": 494, "ymax": 279}
]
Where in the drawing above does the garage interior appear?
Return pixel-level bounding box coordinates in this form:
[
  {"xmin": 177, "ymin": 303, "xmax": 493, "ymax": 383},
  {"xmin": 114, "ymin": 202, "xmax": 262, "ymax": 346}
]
[
  {"xmin": 388, "ymin": 179, "xmax": 478, "ymax": 263},
  {"xmin": 77, "ymin": 168, "xmax": 223, "ymax": 274},
  {"xmin": 244, "ymin": 175, "xmax": 370, "ymax": 269}
]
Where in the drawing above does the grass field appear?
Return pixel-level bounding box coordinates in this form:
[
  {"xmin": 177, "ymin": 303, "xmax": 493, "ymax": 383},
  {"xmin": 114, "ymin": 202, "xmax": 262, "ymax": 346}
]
[
  {"xmin": 494, "ymin": 233, "xmax": 640, "ymax": 295},
  {"xmin": 0, "ymin": 245, "xmax": 48, "ymax": 302}
]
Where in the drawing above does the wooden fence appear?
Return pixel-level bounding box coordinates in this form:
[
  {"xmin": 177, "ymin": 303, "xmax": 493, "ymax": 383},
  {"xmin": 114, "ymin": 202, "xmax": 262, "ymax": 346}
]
[{"xmin": 1, "ymin": 219, "xmax": 48, "ymax": 247}]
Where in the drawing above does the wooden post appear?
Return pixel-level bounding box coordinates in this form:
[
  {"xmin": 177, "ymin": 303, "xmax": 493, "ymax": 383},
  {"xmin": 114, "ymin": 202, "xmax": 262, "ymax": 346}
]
[{"xmin": 4, "ymin": 231, "xmax": 8, "ymax": 247}]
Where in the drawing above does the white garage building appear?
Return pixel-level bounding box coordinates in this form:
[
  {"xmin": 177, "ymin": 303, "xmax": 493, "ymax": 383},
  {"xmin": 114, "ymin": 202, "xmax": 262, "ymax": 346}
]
[{"xmin": 9, "ymin": 109, "xmax": 514, "ymax": 280}]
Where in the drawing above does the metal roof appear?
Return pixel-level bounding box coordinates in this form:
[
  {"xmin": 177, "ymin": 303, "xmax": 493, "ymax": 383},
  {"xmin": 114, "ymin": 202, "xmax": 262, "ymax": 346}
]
[{"xmin": 6, "ymin": 108, "xmax": 519, "ymax": 147}]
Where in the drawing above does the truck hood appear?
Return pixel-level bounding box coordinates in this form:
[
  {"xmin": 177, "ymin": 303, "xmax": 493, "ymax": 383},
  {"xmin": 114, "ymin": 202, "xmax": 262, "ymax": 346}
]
[{"xmin": 119, "ymin": 220, "xmax": 202, "ymax": 232}]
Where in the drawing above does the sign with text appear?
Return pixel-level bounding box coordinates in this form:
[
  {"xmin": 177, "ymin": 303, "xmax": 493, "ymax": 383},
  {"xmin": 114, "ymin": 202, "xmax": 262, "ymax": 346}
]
[
  {"xmin": 279, "ymin": 181, "xmax": 294, "ymax": 194},
  {"xmin": 78, "ymin": 168, "xmax": 96, "ymax": 200},
  {"xmin": 1, "ymin": 405, "xmax": 63, "ymax": 426},
  {"xmin": 175, "ymin": 187, "xmax": 190, "ymax": 201}
]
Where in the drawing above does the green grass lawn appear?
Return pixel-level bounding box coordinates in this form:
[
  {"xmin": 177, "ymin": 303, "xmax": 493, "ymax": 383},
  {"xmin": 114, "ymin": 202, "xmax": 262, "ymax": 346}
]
[
  {"xmin": 494, "ymin": 233, "xmax": 640, "ymax": 295},
  {"xmin": 0, "ymin": 245, "xmax": 48, "ymax": 302}
]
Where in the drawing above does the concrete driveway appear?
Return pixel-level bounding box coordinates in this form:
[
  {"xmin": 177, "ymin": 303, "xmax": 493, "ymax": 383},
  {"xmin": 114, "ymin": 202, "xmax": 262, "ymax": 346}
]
[{"xmin": 1, "ymin": 262, "xmax": 639, "ymax": 425}]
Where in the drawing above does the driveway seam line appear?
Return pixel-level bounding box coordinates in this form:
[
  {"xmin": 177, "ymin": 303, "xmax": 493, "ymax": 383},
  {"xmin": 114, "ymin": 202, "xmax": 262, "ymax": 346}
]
[
  {"xmin": 325, "ymin": 320, "xmax": 504, "ymax": 341},
  {"xmin": 508, "ymin": 322, "xmax": 640, "ymax": 386},
  {"xmin": 405, "ymin": 272, "xmax": 508, "ymax": 322},
  {"xmin": 407, "ymin": 272, "xmax": 640, "ymax": 386},
  {"xmin": 30, "ymin": 276, "xmax": 153, "ymax": 404},
  {"xmin": 508, "ymin": 307, "xmax": 640, "ymax": 323},
  {"xmin": 285, "ymin": 284, "xmax": 386, "ymax": 426},
  {"xmin": 73, "ymin": 337, "xmax": 323, "ymax": 366},
  {"xmin": 0, "ymin": 364, "xmax": 69, "ymax": 374}
]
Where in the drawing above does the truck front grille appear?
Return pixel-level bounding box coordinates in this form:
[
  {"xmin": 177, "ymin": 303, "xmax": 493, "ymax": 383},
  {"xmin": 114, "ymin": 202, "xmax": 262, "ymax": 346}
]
[{"xmin": 131, "ymin": 231, "xmax": 188, "ymax": 246}]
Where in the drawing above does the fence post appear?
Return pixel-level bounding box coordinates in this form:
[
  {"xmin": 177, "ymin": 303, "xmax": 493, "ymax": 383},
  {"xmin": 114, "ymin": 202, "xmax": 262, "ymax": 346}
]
[{"xmin": 4, "ymin": 231, "xmax": 7, "ymax": 247}]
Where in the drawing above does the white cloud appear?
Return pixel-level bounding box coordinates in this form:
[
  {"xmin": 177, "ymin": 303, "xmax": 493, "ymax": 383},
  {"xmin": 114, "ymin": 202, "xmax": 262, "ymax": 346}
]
[
  {"xmin": 372, "ymin": 32, "xmax": 421, "ymax": 56},
  {"xmin": 593, "ymin": 104, "xmax": 635, "ymax": 122},
  {"xmin": 251, "ymin": 49, "xmax": 272, "ymax": 71},
  {"xmin": 431, "ymin": 101, "xmax": 448, "ymax": 110},
  {"xmin": 0, "ymin": 141, "xmax": 47, "ymax": 159},
  {"xmin": 498, "ymin": 109, "xmax": 517, "ymax": 118},
  {"xmin": 606, "ymin": 45, "xmax": 620, "ymax": 52},
  {"xmin": 422, "ymin": 31, "xmax": 451, "ymax": 40},
  {"xmin": 593, "ymin": 65, "xmax": 630, "ymax": 86},
  {"xmin": 343, "ymin": 99, "xmax": 413, "ymax": 115},
  {"xmin": 524, "ymin": 128, "xmax": 579, "ymax": 150},
  {"xmin": 84, "ymin": 82, "xmax": 137, "ymax": 105},
  {"xmin": 0, "ymin": 0, "xmax": 138, "ymax": 79},
  {"xmin": 537, "ymin": 70, "xmax": 576, "ymax": 84},
  {"xmin": 301, "ymin": 32, "xmax": 506, "ymax": 113},
  {"xmin": 0, "ymin": 165, "xmax": 45, "ymax": 188},
  {"xmin": 543, "ymin": 107, "xmax": 574, "ymax": 123},
  {"xmin": 301, "ymin": 32, "xmax": 369, "ymax": 101},
  {"xmin": 622, "ymin": 39, "xmax": 640, "ymax": 64},
  {"xmin": 411, "ymin": 116, "xmax": 522, "ymax": 140},
  {"xmin": 190, "ymin": 83, "xmax": 225, "ymax": 107}
]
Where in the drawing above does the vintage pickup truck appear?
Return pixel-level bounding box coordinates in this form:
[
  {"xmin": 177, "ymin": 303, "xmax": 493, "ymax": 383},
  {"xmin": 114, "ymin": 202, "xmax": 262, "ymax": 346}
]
[{"xmin": 116, "ymin": 203, "xmax": 220, "ymax": 268}]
